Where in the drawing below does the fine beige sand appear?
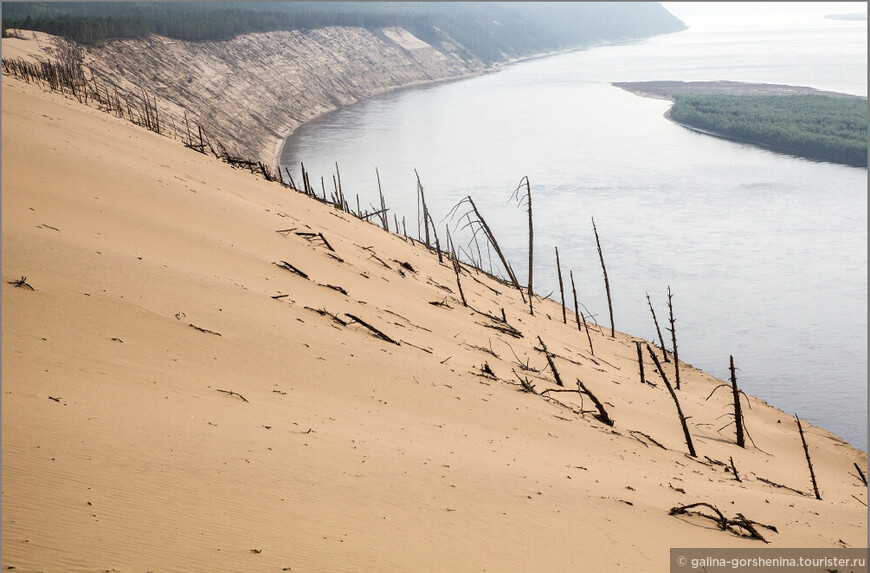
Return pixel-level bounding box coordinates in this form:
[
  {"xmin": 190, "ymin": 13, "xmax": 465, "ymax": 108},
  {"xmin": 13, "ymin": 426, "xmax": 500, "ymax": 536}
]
[{"xmin": 2, "ymin": 69, "xmax": 867, "ymax": 571}]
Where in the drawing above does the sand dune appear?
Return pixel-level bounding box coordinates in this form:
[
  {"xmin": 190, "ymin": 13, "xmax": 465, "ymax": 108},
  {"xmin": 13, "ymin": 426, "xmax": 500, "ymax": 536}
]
[{"xmin": 2, "ymin": 70, "xmax": 866, "ymax": 572}]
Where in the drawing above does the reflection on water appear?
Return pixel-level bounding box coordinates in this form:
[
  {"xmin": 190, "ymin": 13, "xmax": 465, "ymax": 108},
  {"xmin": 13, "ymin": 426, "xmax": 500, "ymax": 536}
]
[{"xmin": 280, "ymin": 18, "xmax": 867, "ymax": 450}]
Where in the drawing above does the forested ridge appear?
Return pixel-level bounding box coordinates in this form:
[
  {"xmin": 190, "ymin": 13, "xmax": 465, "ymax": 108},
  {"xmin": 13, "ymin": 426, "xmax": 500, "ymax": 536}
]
[
  {"xmin": 2, "ymin": 2, "xmax": 685, "ymax": 64},
  {"xmin": 669, "ymin": 94, "xmax": 868, "ymax": 167}
]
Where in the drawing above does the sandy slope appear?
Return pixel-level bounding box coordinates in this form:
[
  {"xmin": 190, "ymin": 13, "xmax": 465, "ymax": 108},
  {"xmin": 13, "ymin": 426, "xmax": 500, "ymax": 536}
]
[{"xmin": 2, "ymin": 75, "xmax": 866, "ymax": 572}]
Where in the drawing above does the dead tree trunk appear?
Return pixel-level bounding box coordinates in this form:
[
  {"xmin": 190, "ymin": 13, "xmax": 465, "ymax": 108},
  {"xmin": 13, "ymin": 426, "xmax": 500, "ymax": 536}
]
[
  {"xmin": 580, "ymin": 312, "xmax": 595, "ymax": 355},
  {"xmin": 284, "ymin": 167, "xmax": 297, "ymax": 191},
  {"xmin": 795, "ymin": 414, "xmax": 821, "ymax": 500},
  {"xmin": 509, "ymin": 177, "xmax": 533, "ymax": 313},
  {"xmin": 667, "ymin": 285, "xmax": 681, "ymax": 389},
  {"xmin": 646, "ymin": 292, "xmax": 670, "ymax": 362},
  {"xmin": 446, "ymin": 226, "xmax": 467, "ymax": 307},
  {"xmin": 636, "ymin": 341, "xmax": 646, "ymax": 385},
  {"xmin": 415, "ymin": 169, "xmax": 431, "ymax": 248},
  {"xmin": 646, "ymin": 344, "xmax": 696, "ymax": 457},
  {"xmin": 335, "ymin": 162, "xmax": 345, "ymax": 209},
  {"xmin": 525, "ymin": 177, "xmax": 534, "ymax": 316},
  {"xmin": 555, "ymin": 246, "xmax": 566, "ymax": 324},
  {"xmin": 571, "ymin": 269, "xmax": 594, "ymax": 355},
  {"xmin": 569, "ymin": 271, "xmax": 582, "ymax": 332},
  {"xmin": 376, "ymin": 167, "xmax": 388, "ymax": 232},
  {"xmin": 592, "ymin": 217, "xmax": 614, "ymax": 338},
  {"xmin": 730, "ymin": 355, "xmax": 745, "ymax": 448},
  {"xmin": 427, "ymin": 211, "xmax": 443, "ymax": 263},
  {"xmin": 467, "ymin": 197, "xmax": 525, "ymax": 300}
]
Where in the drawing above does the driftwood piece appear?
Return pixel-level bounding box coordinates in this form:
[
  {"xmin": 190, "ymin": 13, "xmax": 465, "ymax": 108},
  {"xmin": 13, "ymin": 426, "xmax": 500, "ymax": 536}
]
[
  {"xmin": 345, "ymin": 313, "xmax": 400, "ymax": 346},
  {"xmin": 795, "ymin": 414, "xmax": 822, "ymax": 500},
  {"xmin": 646, "ymin": 344, "xmax": 696, "ymax": 457}
]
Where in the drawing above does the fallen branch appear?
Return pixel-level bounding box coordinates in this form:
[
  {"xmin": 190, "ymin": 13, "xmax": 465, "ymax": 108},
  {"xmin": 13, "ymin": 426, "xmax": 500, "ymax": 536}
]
[
  {"xmin": 755, "ymin": 476, "xmax": 806, "ymax": 496},
  {"xmin": 189, "ymin": 324, "xmax": 222, "ymax": 336},
  {"xmin": 7, "ymin": 276, "xmax": 34, "ymax": 290},
  {"xmin": 854, "ymin": 463, "xmax": 868, "ymax": 486},
  {"xmin": 274, "ymin": 261, "xmax": 310, "ymax": 280},
  {"xmin": 401, "ymin": 340, "xmax": 433, "ymax": 354},
  {"xmin": 669, "ymin": 502, "xmax": 773, "ymax": 542},
  {"xmin": 537, "ymin": 336, "xmax": 564, "ymax": 387},
  {"xmin": 345, "ymin": 313, "xmax": 400, "ymax": 345},
  {"xmin": 511, "ymin": 370, "xmax": 537, "ymax": 394},
  {"xmin": 320, "ymin": 283, "xmax": 348, "ymax": 296},
  {"xmin": 729, "ymin": 456, "xmax": 741, "ymax": 482},
  {"xmin": 629, "ymin": 430, "xmax": 666, "ymax": 450},
  {"xmin": 479, "ymin": 320, "xmax": 523, "ymax": 339},
  {"xmin": 304, "ymin": 306, "xmax": 348, "ymax": 327},
  {"xmin": 576, "ymin": 378, "xmax": 614, "ymax": 427},
  {"xmin": 217, "ymin": 389, "xmax": 248, "ymax": 403}
]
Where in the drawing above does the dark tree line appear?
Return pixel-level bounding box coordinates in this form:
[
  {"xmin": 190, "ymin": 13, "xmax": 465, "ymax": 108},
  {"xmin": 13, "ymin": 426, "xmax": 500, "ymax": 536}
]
[
  {"xmin": 669, "ymin": 94, "xmax": 868, "ymax": 167},
  {"xmin": 2, "ymin": 2, "xmax": 686, "ymax": 64}
]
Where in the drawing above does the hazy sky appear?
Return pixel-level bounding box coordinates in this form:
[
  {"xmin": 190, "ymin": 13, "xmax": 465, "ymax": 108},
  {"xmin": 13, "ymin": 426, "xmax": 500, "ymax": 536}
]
[{"xmin": 662, "ymin": 2, "xmax": 868, "ymax": 27}]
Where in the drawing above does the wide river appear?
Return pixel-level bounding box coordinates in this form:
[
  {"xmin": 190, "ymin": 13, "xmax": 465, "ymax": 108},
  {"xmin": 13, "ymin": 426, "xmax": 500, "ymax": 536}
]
[{"xmin": 281, "ymin": 13, "xmax": 868, "ymax": 451}]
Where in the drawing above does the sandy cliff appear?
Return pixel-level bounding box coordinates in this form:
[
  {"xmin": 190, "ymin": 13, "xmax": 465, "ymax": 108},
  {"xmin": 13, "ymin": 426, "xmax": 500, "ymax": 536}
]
[
  {"xmin": 2, "ymin": 70, "xmax": 867, "ymax": 571},
  {"xmin": 78, "ymin": 27, "xmax": 485, "ymax": 170},
  {"xmin": 4, "ymin": 26, "xmax": 485, "ymax": 169}
]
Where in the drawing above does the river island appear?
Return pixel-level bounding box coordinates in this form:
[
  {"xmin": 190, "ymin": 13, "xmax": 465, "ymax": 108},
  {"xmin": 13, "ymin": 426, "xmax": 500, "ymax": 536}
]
[{"xmin": 614, "ymin": 80, "xmax": 868, "ymax": 167}]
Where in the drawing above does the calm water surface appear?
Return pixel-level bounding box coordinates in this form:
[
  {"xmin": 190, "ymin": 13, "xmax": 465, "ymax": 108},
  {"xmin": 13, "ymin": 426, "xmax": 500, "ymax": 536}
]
[{"xmin": 281, "ymin": 15, "xmax": 868, "ymax": 450}]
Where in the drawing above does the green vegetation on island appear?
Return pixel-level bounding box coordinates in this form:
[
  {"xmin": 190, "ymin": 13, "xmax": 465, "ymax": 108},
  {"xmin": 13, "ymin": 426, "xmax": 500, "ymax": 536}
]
[
  {"xmin": 1, "ymin": 2, "xmax": 686, "ymax": 64},
  {"xmin": 668, "ymin": 94, "xmax": 868, "ymax": 167}
]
